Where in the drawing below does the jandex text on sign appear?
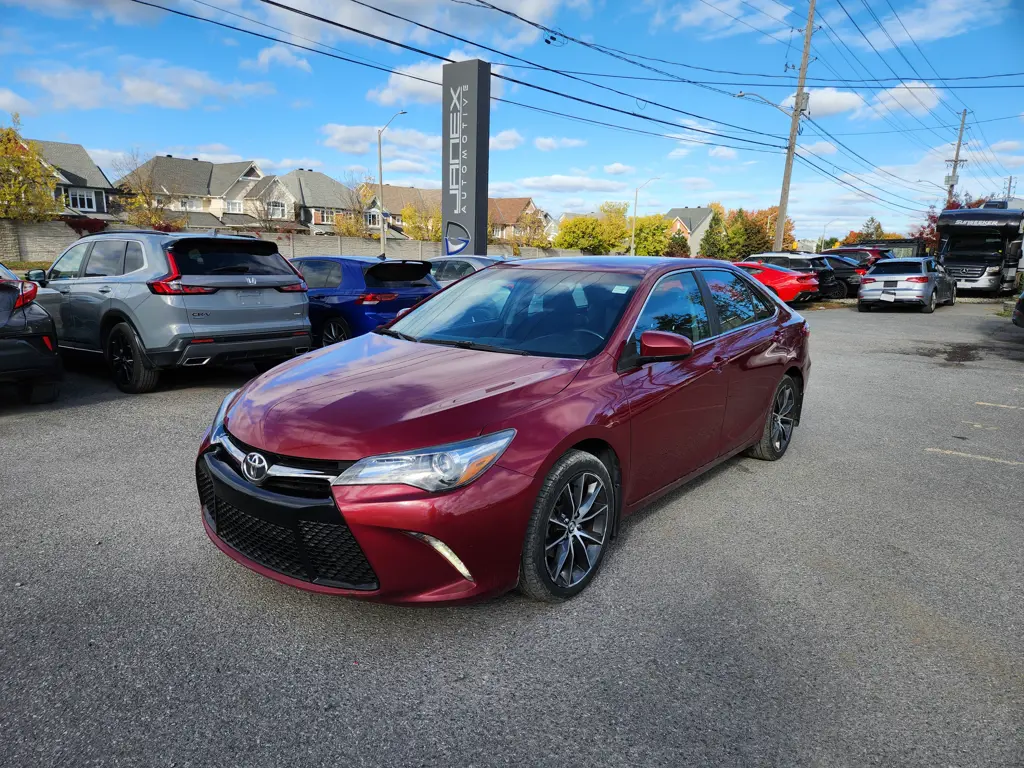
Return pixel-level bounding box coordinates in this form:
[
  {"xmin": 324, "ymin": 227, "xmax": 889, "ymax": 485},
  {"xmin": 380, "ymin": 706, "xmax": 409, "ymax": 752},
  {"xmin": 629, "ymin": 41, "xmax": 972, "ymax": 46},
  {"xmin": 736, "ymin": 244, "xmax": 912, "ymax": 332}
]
[{"xmin": 441, "ymin": 59, "xmax": 490, "ymax": 256}]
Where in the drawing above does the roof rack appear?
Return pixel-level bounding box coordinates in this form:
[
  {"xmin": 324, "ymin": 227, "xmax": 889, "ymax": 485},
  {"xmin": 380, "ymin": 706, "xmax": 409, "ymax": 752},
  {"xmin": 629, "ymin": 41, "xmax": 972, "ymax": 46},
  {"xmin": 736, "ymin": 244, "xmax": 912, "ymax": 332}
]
[{"xmin": 76, "ymin": 229, "xmax": 164, "ymax": 238}]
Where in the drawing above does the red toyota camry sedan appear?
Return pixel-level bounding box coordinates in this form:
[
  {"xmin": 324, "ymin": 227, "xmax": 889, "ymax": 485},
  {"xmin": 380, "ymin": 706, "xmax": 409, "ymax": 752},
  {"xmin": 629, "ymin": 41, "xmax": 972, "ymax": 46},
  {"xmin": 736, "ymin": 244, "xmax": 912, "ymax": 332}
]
[{"xmin": 196, "ymin": 257, "xmax": 811, "ymax": 604}]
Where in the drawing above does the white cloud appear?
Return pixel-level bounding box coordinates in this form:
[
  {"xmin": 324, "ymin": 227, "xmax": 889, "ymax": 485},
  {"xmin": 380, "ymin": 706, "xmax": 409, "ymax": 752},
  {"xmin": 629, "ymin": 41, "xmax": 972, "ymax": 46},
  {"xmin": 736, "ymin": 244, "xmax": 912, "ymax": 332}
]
[
  {"xmin": 490, "ymin": 129, "xmax": 524, "ymax": 151},
  {"xmin": 654, "ymin": 0, "xmax": 794, "ymax": 41},
  {"xmin": 668, "ymin": 147, "xmax": 691, "ymax": 159},
  {"xmin": 366, "ymin": 49, "xmax": 505, "ymax": 106},
  {"xmin": 708, "ymin": 146, "xmax": 737, "ymax": 160},
  {"xmin": 222, "ymin": 37, "xmax": 239, "ymax": 47},
  {"xmin": 519, "ymin": 175, "xmax": 628, "ymax": 193},
  {"xmin": 534, "ymin": 136, "xmax": 587, "ymax": 151},
  {"xmin": 489, "ymin": 181, "xmax": 523, "ymax": 196},
  {"xmin": 782, "ymin": 87, "xmax": 865, "ymax": 118},
  {"xmin": 867, "ymin": 82, "xmax": 942, "ymax": 118},
  {"xmin": 604, "ymin": 162, "xmax": 634, "ymax": 175},
  {"xmin": 680, "ymin": 177, "xmax": 715, "ymax": 190},
  {"xmin": 0, "ymin": 0, "xmax": 159, "ymax": 24},
  {"xmin": 263, "ymin": 157, "xmax": 324, "ymax": 170},
  {"xmin": 241, "ymin": 44, "xmax": 312, "ymax": 74},
  {"xmin": 857, "ymin": 0, "xmax": 1009, "ymax": 50},
  {"xmin": 0, "ymin": 87, "xmax": 33, "ymax": 114},
  {"xmin": 86, "ymin": 148, "xmax": 126, "ymax": 169},
  {"xmin": 383, "ymin": 158, "xmax": 430, "ymax": 173},
  {"xmin": 990, "ymin": 140, "xmax": 1021, "ymax": 153},
  {"xmin": 345, "ymin": 164, "xmax": 369, "ymax": 175},
  {"xmin": 18, "ymin": 63, "xmax": 273, "ymax": 110},
  {"xmin": 321, "ymin": 124, "xmax": 440, "ymax": 154},
  {"xmin": 197, "ymin": 143, "xmax": 231, "ymax": 153},
  {"xmin": 797, "ymin": 141, "xmax": 837, "ymax": 156}
]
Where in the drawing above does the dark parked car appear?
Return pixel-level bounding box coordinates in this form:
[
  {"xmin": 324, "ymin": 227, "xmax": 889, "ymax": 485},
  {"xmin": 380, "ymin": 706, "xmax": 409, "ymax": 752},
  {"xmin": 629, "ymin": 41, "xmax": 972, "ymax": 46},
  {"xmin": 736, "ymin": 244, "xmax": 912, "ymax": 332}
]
[
  {"xmin": 430, "ymin": 255, "xmax": 505, "ymax": 286},
  {"xmin": 292, "ymin": 256, "xmax": 439, "ymax": 346},
  {"xmin": 196, "ymin": 257, "xmax": 811, "ymax": 604},
  {"xmin": 1012, "ymin": 289, "xmax": 1023, "ymax": 328},
  {"xmin": 818, "ymin": 254, "xmax": 862, "ymax": 298},
  {"xmin": 747, "ymin": 253, "xmax": 840, "ymax": 297},
  {"xmin": 821, "ymin": 246, "xmax": 893, "ymax": 271},
  {"xmin": 0, "ymin": 261, "xmax": 62, "ymax": 404}
]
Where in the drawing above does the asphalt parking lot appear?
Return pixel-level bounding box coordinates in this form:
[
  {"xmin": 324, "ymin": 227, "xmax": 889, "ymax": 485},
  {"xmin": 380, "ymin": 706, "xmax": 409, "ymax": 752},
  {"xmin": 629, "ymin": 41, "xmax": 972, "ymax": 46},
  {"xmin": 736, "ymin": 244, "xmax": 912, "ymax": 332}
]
[{"xmin": 2, "ymin": 302, "xmax": 1023, "ymax": 767}]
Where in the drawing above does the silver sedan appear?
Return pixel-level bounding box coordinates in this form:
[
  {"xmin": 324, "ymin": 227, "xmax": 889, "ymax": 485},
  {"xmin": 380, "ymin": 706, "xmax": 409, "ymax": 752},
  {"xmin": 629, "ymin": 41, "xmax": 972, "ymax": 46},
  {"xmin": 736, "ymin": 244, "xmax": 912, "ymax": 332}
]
[{"xmin": 858, "ymin": 257, "xmax": 956, "ymax": 314}]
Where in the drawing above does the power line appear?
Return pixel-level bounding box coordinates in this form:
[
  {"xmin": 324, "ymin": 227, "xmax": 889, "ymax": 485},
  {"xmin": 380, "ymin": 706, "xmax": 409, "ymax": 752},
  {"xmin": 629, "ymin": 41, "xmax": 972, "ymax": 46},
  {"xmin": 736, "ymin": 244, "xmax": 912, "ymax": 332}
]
[
  {"xmin": 795, "ymin": 153, "xmax": 930, "ymax": 214},
  {"xmin": 826, "ymin": 114, "xmax": 1023, "ymax": 135}
]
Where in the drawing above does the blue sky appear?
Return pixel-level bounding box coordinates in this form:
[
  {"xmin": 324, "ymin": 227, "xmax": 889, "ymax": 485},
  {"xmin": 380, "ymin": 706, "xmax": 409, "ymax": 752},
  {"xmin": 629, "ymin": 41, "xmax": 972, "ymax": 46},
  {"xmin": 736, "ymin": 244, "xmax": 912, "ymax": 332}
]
[{"xmin": 1, "ymin": 0, "xmax": 1022, "ymax": 240}]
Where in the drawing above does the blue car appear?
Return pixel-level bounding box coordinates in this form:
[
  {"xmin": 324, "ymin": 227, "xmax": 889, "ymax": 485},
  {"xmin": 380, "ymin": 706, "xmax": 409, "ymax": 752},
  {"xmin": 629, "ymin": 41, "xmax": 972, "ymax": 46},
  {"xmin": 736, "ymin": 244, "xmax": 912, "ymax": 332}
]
[{"xmin": 292, "ymin": 256, "xmax": 439, "ymax": 346}]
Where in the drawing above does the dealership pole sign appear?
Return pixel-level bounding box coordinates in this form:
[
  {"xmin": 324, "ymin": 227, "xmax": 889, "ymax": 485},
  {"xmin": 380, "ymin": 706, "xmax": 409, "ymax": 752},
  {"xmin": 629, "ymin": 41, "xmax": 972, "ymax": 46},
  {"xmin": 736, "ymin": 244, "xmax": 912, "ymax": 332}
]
[{"xmin": 442, "ymin": 59, "xmax": 491, "ymax": 256}]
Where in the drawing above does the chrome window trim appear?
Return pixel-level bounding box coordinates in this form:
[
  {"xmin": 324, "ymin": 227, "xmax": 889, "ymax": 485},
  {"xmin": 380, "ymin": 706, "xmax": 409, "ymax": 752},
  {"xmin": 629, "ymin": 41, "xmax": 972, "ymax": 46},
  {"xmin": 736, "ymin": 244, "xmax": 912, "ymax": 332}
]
[{"xmin": 211, "ymin": 432, "xmax": 338, "ymax": 484}]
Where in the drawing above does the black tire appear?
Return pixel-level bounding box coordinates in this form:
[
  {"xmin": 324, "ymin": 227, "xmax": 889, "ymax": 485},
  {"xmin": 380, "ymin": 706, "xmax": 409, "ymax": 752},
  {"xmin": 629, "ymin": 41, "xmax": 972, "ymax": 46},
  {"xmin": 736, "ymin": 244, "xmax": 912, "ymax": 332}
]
[
  {"xmin": 921, "ymin": 290, "xmax": 937, "ymax": 314},
  {"xmin": 746, "ymin": 374, "xmax": 799, "ymax": 462},
  {"xmin": 858, "ymin": 302, "xmax": 870, "ymax": 312},
  {"xmin": 827, "ymin": 281, "xmax": 848, "ymax": 299},
  {"xmin": 17, "ymin": 380, "xmax": 60, "ymax": 405},
  {"xmin": 106, "ymin": 322, "xmax": 160, "ymax": 394},
  {"xmin": 320, "ymin": 317, "xmax": 351, "ymax": 347},
  {"xmin": 949, "ymin": 286, "xmax": 957, "ymax": 306},
  {"xmin": 519, "ymin": 450, "xmax": 615, "ymax": 602}
]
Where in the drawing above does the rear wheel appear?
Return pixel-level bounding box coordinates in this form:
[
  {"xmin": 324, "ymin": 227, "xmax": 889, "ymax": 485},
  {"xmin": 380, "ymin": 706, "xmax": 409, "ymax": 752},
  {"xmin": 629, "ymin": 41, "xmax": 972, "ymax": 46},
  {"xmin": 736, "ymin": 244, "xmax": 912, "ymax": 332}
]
[
  {"xmin": 948, "ymin": 285, "xmax": 957, "ymax": 305},
  {"xmin": 17, "ymin": 380, "xmax": 60, "ymax": 405},
  {"xmin": 519, "ymin": 450, "xmax": 614, "ymax": 602},
  {"xmin": 747, "ymin": 375, "xmax": 798, "ymax": 461},
  {"xmin": 921, "ymin": 290, "xmax": 937, "ymax": 314},
  {"xmin": 320, "ymin": 317, "xmax": 351, "ymax": 347},
  {"xmin": 827, "ymin": 281, "xmax": 848, "ymax": 299},
  {"xmin": 106, "ymin": 322, "xmax": 160, "ymax": 394}
]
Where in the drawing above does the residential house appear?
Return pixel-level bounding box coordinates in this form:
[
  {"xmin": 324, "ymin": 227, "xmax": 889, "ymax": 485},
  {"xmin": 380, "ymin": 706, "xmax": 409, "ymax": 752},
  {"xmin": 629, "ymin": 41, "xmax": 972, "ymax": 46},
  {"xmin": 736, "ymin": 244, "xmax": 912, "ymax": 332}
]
[
  {"xmin": 488, "ymin": 197, "xmax": 553, "ymax": 243},
  {"xmin": 664, "ymin": 207, "xmax": 713, "ymax": 248},
  {"xmin": 275, "ymin": 169, "xmax": 362, "ymax": 234},
  {"xmin": 361, "ymin": 183, "xmax": 442, "ymax": 238},
  {"xmin": 32, "ymin": 140, "xmax": 116, "ymax": 219}
]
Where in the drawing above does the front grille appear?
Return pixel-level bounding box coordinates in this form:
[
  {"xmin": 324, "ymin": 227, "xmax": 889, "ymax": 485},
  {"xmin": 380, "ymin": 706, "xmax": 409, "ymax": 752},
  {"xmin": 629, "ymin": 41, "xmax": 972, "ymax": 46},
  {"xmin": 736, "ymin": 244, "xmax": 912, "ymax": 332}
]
[
  {"xmin": 223, "ymin": 431, "xmax": 354, "ymax": 498},
  {"xmin": 197, "ymin": 462, "xmax": 378, "ymax": 590},
  {"xmin": 948, "ymin": 265, "xmax": 985, "ymax": 279}
]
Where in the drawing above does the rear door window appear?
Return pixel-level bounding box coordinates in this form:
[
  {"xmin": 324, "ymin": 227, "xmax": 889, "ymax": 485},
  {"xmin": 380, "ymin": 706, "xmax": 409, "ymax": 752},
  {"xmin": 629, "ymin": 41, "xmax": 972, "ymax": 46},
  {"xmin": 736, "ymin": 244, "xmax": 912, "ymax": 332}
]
[
  {"xmin": 169, "ymin": 239, "xmax": 293, "ymax": 276},
  {"xmin": 50, "ymin": 243, "xmax": 90, "ymax": 279},
  {"xmin": 124, "ymin": 242, "xmax": 145, "ymax": 273},
  {"xmin": 84, "ymin": 240, "xmax": 126, "ymax": 277},
  {"xmin": 702, "ymin": 270, "xmax": 769, "ymax": 333}
]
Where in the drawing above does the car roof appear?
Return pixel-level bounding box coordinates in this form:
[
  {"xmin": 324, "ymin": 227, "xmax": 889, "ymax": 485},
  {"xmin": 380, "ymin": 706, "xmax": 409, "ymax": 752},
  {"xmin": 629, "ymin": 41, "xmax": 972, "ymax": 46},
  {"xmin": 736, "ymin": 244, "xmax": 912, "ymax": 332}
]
[
  {"xmin": 292, "ymin": 255, "xmax": 428, "ymax": 265},
  {"xmin": 493, "ymin": 255, "xmax": 726, "ymax": 276},
  {"xmin": 875, "ymin": 257, "xmax": 924, "ymax": 262},
  {"xmin": 77, "ymin": 230, "xmax": 266, "ymax": 243}
]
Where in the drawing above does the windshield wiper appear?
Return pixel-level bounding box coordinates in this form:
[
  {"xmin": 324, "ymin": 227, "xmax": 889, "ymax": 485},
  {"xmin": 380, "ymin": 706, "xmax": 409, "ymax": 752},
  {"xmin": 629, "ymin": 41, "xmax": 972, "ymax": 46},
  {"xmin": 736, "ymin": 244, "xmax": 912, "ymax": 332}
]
[
  {"xmin": 209, "ymin": 265, "xmax": 251, "ymax": 274},
  {"xmin": 419, "ymin": 338, "xmax": 529, "ymax": 355},
  {"xmin": 375, "ymin": 327, "xmax": 417, "ymax": 342}
]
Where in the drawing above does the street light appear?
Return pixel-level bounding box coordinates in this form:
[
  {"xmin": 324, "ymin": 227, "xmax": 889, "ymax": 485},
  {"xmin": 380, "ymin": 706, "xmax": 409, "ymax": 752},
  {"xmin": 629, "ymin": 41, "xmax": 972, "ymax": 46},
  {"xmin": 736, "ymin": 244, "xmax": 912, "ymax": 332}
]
[
  {"xmin": 630, "ymin": 176, "xmax": 659, "ymax": 256},
  {"xmin": 377, "ymin": 110, "xmax": 406, "ymax": 257},
  {"xmin": 818, "ymin": 218, "xmax": 836, "ymax": 253}
]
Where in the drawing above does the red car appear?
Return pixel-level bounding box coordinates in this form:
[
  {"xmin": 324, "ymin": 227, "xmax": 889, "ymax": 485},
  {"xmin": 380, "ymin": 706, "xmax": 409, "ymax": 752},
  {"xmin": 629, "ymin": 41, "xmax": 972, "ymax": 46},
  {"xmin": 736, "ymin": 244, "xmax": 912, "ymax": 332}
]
[
  {"xmin": 196, "ymin": 257, "xmax": 811, "ymax": 604},
  {"xmin": 735, "ymin": 261, "xmax": 819, "ymax": 303}
]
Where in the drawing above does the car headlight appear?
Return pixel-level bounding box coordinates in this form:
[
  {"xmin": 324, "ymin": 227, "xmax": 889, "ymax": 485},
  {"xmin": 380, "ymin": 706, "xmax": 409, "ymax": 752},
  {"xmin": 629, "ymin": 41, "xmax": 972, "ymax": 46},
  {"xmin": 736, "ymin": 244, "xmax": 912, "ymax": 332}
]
[
  {"xmin": 333, "ymin": 430, "xmax": 515, "ymax": 492},
  {"xmin": 210, "ymin": 389, "xmax": 239, "ymax": 442},
  {"xmin": 986, "ymin": 266, "xmax": 1001, "ymax": 275}
]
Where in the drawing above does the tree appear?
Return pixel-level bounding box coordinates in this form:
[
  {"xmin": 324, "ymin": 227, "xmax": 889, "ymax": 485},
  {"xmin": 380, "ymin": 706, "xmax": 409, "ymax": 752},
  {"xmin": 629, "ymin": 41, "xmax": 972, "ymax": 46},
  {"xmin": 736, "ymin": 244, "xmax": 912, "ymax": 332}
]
[
  {"xmin": 741, "ymin": 215, "xmax": 773, "ymax": 256},
  {"xmin": 859, "ymin": 216, "xmax": 885, "ymax": 240},
  {"xmin": 554, "ymin": 215, "xmax": 606, "ymax": 253},
  {"xmin": 333, "ymin": 212, "xmax": 367, "ymax": 237},
  {"xmin": 664, "ymin": 232, "xmax": 690, "ymax": 257},
  {"xmin": 726, "ymin": 208, "xmax": 748, "ymax": 261},
  {"xmin": 821, "ymin": 236, "xmax": 840, "ymax": 251},
  {"xmin": 840, "ymin": 229, "xmax": 861, "ymax": 246},
  {"xmin": 112, "ymin": 148, "xmax": 182, "ymax": 230},
  {"xmin": 0, "ymin": 113, "xmax": 63, "ymax": 222},
  {"xmin": 748, "ymin": 206, "xmax": 794, "ymax": 250},
  {"xmin": 400, "ymin": 203, "xmax": 441, "ymax": 241},
  {"xmin": 513, "ymin": 209, "xmax": 550, "ymax": 248},
  {"xmin": 632, "ymin": 214, "xmax": 670, "ymax": 256},
  {"xmin": 698, "ymin": 208, "xmax": 728, "ymax": 259},
  {"xmin": 598, "ymin": 201, "xmax": 630, "ymax": 253},
  {"xmin": 909, "ymin": 205, "xmax": 939, "ymax": 252}
]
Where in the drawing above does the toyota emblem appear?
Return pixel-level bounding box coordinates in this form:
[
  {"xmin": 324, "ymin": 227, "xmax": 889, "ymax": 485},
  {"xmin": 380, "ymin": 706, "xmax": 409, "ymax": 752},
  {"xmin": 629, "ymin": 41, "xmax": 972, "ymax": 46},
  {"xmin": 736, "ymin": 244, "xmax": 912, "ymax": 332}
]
[{"xmin": 241, "ymin": 452, "xmax": 270, "ymax": 485}]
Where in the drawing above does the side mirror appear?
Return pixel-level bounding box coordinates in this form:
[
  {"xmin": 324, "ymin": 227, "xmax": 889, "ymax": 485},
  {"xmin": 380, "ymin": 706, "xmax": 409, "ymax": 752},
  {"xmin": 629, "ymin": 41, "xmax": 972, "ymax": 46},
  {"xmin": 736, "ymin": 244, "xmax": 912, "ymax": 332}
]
[
  {"xmin": 638, "ymin": 330, "xmax": 694, "ymax": 364},
  {"xmin": 25, "ymin": 269, "xmax": 47, "ymax": 286}
]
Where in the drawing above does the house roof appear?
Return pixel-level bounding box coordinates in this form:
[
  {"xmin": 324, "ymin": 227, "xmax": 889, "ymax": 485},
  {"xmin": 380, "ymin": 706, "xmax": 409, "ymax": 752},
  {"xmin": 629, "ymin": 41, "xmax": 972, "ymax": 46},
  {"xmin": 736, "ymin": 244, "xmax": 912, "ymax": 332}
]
[
  {"xmin": 245, "ymin": 175, "xmax": 278, "ymax": 199},
  {"xmin": 488, "ymin": 197, "xmax": 533, "ymax": 226},
  {"xmin": 219, "ymin": 213, "xmax": 259, "ymax": 227},
  {"xmin": 279, "ymin": 169, "xmax": 358, "ymax": 209},
  {"xmin": 32, "ymin": 140, "xmax": 113, "ymax": 189},
  {"xmin": 364, "ymin": 183, "xmax": 442, "ymax": 214},
  {"xmin": 166, "ymin": 211, "xmax": 225, "ymax": 229},
  {"xmin": 665, "ymin": 207, "xmax": 713, "ymax": 231},
  {"xmin": 210, "ymin": 161, "xmax": 257, "ymax": 196},
  {"xmin": 114, "ymin": 155, "xmax": 260, "ymax": 197}
]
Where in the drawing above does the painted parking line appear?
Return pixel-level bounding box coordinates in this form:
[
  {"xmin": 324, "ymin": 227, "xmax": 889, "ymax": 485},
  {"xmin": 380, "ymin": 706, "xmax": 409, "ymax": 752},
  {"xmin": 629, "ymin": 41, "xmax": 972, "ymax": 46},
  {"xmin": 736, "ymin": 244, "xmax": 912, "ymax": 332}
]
[
  {"xmin": 961, "ymin": 421, "xmax": 999, "ymax": 431},
  {"xmin": 975, "ymin": 402, "xmax": 1022, "ymax": 410},
  {"xmin": 926, "ymin": 448, "xmax": 1024, "ymax": 467}
]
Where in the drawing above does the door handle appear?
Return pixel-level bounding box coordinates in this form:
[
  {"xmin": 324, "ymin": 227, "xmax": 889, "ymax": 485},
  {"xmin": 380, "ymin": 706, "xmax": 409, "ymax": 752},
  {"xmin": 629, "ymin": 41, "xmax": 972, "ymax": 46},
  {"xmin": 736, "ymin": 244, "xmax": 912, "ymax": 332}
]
[{"xmin": 98, "ymin": 287, "xmax": 112, "ymax": 294}]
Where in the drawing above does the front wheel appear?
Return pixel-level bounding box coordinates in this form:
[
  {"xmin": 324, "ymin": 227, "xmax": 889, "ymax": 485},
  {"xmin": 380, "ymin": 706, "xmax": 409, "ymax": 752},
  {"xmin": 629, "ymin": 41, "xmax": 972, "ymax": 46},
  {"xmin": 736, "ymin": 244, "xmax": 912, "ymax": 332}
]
[
  {"xmin": 948, "ymin": 285, "xmax": 957, "ymax": 305},
  {"xmin": 826, "ymin": 281, "xmax": 847, "ymax": 299},
  {"xmin": 747, "ymin": 374, "xmax": 799, "ymax": 461},
  {"xmin": 519, "ymin": 450, "xmax": 614, "ymax": 602},
  {"xmin": 106, "ymin": 322, "xmax": 160, "ymax": 394}
]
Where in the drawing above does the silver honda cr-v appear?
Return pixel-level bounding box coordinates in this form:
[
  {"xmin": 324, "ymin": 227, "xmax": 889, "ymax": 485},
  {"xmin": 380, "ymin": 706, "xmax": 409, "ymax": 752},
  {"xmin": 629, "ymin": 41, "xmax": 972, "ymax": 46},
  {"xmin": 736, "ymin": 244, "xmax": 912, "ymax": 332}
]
[{"xmin": 27, "ymin": 231, "xmax": 311, "ymax": 394}]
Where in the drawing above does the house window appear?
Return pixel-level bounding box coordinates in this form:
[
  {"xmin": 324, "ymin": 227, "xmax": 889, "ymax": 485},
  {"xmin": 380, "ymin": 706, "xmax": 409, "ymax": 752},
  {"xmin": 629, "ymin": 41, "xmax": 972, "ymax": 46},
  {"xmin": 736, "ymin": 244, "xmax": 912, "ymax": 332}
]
[
  {"xmin": 492, "ymin": 225, "xmax": 503, "ymax": 238},
  {"xmin": 365, "ymin": 211, "xmax": 379, "ymax": 227},
  {"xmin": 67, "ymin": 188, "xmax": 95, "ymax": 212},
  {"xmin": 313, "ymin": 208, "xmax": 339, "ymax": 225},
  {"xmin": 226, "ymin": 200, "xmax": 243, "ymax": 214},
  {"xmin": 181, "ymin": 197, "xmax": 202, "ymax": 211},
  {"xmin": 268, "ymin": 200, "xmax": 287, "ymax": 219}
]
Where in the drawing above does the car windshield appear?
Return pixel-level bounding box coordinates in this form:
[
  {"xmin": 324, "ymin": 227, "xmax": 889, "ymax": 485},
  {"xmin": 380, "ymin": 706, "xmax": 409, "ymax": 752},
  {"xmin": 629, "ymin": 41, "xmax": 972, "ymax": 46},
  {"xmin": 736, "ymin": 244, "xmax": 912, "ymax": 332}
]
[
  {"xmin": 870, "ymin": 261, "xmax": 923, "ymax": 275},
  {"xmin": 389, "ymin": 267, "xmax": 641, "ymax": 359},
  {"xmin": 0, "ymin": 262, "xmax": 16, "ymax": 280}
]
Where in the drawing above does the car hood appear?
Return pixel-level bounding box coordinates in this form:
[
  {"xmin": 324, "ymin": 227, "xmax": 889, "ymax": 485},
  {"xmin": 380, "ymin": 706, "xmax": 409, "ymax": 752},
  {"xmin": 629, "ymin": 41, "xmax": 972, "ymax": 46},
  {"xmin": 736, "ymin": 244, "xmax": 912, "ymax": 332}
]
[{"xmin": 225, "ymin": 334, "xmax": 585, "ymax": 460}]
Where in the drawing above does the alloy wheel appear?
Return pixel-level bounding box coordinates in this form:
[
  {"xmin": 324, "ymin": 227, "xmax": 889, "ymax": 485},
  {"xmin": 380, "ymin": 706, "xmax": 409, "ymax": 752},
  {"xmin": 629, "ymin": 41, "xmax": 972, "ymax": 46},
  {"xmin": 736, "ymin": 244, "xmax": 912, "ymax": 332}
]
[
  {"xmin": 545, "ymin": 472, "xmax": 609, "ymax": 589},
  {"xmin": 321, "ymin": 320, "xmax": 348, "ymax": 347},
  {"xmin": 770, "ymin": 382, "xmax": 796, "ymax": 453},
  {"xmin": 110, "ymin": 332, "xmax": 134, "ymax": 386}
]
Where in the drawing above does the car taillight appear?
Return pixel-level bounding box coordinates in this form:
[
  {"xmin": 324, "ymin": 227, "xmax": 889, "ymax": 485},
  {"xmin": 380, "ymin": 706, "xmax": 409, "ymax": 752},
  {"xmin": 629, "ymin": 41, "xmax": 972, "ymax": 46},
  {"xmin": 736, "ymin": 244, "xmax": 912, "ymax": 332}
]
[
  {"xmin": 42, "ymin": 335, "xmax": 54, "ymax": 351},
  {"xmin": 147, "ymin": 250, "xmax": 219, "ymax": 295},
  {"xmin": 861, "ymin": 277, "xmax": 876, "ymax": 284},
  {"xmin": 906, "ymin": 276, "xmax": 929, "ymax": 283},
  {"xmin": 796, "ymin": 274, "xmax": 816, "ymax": 282},
  {"xmin": 355, "ymin": 292, "xmax": 399, "ymax": 305},
  {"xmin": 276, "ymin": 281, "xmax": 308, "ymax": 292},
  {"xmin": 8, "ymin": 280, "xmax": 38, "ymax": 309},
  {"xmin": 855, "ymin": 268, "xmax": 866, "ymax": 275}
]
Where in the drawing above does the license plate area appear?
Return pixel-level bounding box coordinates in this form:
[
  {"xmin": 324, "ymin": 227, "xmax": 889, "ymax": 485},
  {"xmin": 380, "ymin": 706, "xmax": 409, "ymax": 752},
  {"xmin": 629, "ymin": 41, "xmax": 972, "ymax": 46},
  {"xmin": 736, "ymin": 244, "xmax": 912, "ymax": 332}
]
[
  {"xmin": 236, "ymin": 289, "xmax": 265, "ymax": 306},
  {"xmin": 880, "ymin": 292, "xmax": 896, "ymax": 302},
  {"xmin": 883, "ymin": 280, "xmax": 897, "ymax": 288}
]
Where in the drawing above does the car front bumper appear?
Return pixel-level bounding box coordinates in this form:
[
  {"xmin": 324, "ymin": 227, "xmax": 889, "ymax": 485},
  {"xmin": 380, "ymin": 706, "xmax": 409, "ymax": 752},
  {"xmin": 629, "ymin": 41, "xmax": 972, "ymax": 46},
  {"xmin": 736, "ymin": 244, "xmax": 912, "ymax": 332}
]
[
  {"xmin": 954, "ymin": 273, "xmax": 1001, "ymax": 291},
  {"xmin": 196, "ymin": 438, "xmax": 537, "ymax": 604},
  {"xmin": 146, "ymin": 330, "xmax": 312, "ymax": 368}
]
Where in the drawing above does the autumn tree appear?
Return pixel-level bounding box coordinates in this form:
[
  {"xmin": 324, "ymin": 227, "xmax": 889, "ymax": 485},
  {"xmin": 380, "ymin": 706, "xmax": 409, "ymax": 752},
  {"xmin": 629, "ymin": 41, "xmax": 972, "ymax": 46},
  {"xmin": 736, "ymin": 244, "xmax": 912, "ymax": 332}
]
[
  {"xmin": 554, "ymin": 215, "xmax": 605, "ymax": 253},
  {"xmin": 333, "ymin": 212, "xmax": 366, "ymax": 237},
  {"xmin": 400, "ymin": 203, "xmax": 441, "ymax": 241},
  {"xmin": 112, "ymin": 149, "xmax": 182, "ymax": 230},
  {"xmin": 748, "ymin": 206, "xmax": 794, "ymax": 250},
  {"xmin": 821, "ymin": 236, "xmax": 840, "ymax": 251},
  {"xmin": 0, "ymin": 114, "xmax": 63, "ymax": 222},
  {"xmin": 909, "ymin": 205, "xmax": 939, "ymax": 252},
  {"xmin": 598, "ymin": 201, "xmax": 630, "ymax": 253},
  {"xmin": 698, "ymin": 208, "xmax": 728, "ymax": 259},
  {"xmin": 664, "ymin": 232, "xmax": 691, "ymax": 257},
  {"xmin": 632, "ymin": 215, "xmax": 670, "ymax": 256},
  {"xmin": 726, "ymin": 208, "xmax": 748, "ymax": 261},
  {"xmin": 513, "ymin": 209, "xmax": 550, "ymax": 248},
  {"xmin": 859, "ymin": 216, "xmax": 885, "ymax": 240},
  {"xmin": 742, "ymin": 215, "xmax": 773, "ymax": 256}
]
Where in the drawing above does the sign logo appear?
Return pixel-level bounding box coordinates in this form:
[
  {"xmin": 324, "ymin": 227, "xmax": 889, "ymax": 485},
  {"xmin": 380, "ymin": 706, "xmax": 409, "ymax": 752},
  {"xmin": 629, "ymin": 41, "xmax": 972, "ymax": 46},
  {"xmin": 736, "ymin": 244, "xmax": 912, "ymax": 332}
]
[
  {"xmin": 444, "ymin": 221, "xmax": 471, "ymax": 256},
  {"xmin": 246, "ymin": 276, "xmax": 257, "ymax": 285},
  {"xmin": 241, "ymin": 452, "xmax": 270, "ymax": 485}
]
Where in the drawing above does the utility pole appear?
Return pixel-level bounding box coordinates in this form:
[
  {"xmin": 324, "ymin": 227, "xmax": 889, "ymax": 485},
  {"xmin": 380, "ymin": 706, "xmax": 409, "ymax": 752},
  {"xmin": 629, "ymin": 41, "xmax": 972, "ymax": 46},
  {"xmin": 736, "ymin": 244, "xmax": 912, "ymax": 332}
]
[
  {"xmin": 1004, "ymin": 176, "xmax": 1014, "ymax": 200},
  {"xmin": 945, "ymin": 109, "xmax": 967, "ymax": 207},
  {"xmin": 774, "ymin": 0, "xmax": 815, "ymax": 252}
]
